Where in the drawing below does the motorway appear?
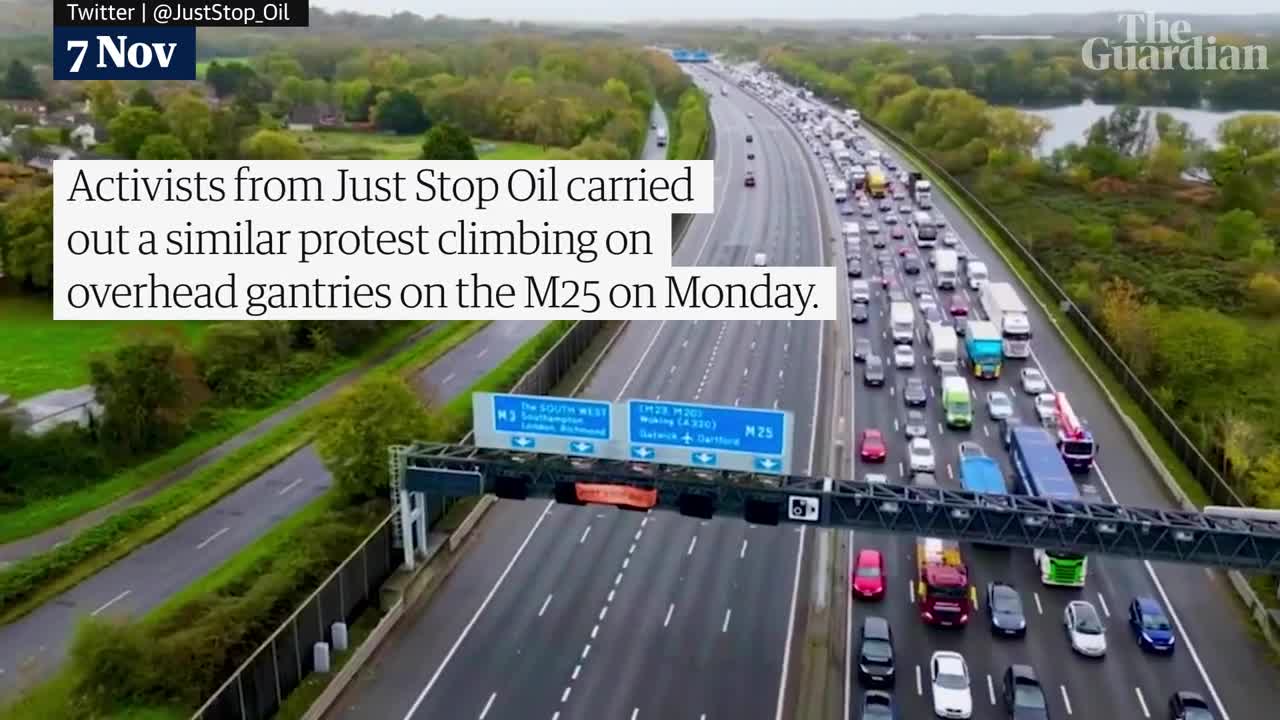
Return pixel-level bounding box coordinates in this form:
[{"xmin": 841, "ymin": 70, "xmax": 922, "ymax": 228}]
[
  {"xmin": 736, "ymin": 73, "xmax": 1280, "ymax": 719},
  {"xmin": 0, "ymin": 108, "xmax": 674, "ymax": 697},
  {"xmin": 325, "ymin": 69, "xmax": 836, "ymax": 720}
]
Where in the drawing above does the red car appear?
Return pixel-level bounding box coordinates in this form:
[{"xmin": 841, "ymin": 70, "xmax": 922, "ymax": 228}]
[
  {"xmin": 949, "ymin": 296, "xmax": 969, "ymax": 316},
  {"xmin": 859, "ymin": 429, "xmax": 887, "ymax": 462},
  {"xmin": 898, "ymin": 246, "xmax": 912, "ymax": 257},
  {"xmin": 851, "ymin": 548, "xmax": 886, "ymax": 600}
]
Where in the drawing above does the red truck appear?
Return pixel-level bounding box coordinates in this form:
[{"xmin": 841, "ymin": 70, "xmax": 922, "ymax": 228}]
[{"xmin": 915, "ymin": 537, "xmax": 975, "ymax": 627}]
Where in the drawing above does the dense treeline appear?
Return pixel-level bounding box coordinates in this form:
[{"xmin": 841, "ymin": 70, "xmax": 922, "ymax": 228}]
[
  {"xmin": 0, "ymin": 321, "xmax": 401, "ymax": 511},
  {"xmin": 766, "ymin": 47, "xmax": 1280, "ymax": 508}
]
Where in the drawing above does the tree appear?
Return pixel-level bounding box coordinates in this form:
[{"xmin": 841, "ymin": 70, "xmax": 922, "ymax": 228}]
[
  {"xmin": 1, "ymin": 59, "xmax": 41, "ymax": 99},
  {"xmin": 373, "ymin": 89, "xmax": 430, "ymax": 135},
  {"xmin": 1246, "ymin": 273, "xmax": 1280, "ymax": 315},
  {"xmin": 1214, "ymin": 208, "xmax": 1265, "ymax": 259},
  {"xmin": 240, "ymin": 129, "xmax": 306, "ymax": 159},
  {"xmin": 89, "ymin": 340, "xmax": 192, "ymax": 456},
  {"xmin": 164, "ymin": 94, "xmax": 213, "ymax": 158},
  {"xmin": 137, "ymin": 134, "xmax": 192, "ymax": 160},
  {"xmin": 1151, "ymin": 307, "xmax": 1251, "ymax": 396},
  {"xmin": 84, "ymin": 80, "xmax": 120, "ymax": 123},
  {"xmin": 1098, "ymin": 278, "xmax": 1156, "ymax": 377},
  {"xmin": 107, "ymin": 106, "xmax": 169, "ymax": 159},
  {"xmin": 128, "ymin": 86, "xmax": 161, "ymax": 110},
  {"xmin": 419, "ymin": 122, "xmax": 477, "ymax": 160},
  {"xmin": 315, "ymin": 376, "xmax": 433, "ymax": 502},
  {"xmin": 0, "ymin": 187, "xmax": 53, "ymax": 292}
]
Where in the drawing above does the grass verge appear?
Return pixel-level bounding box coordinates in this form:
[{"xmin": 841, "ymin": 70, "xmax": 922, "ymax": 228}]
[
  {"xmin": 878, "ymin": 126, "xmax": 1212, "ymax": 508},
  {"xmin": 0, "ymin": 320, "xmax": 489, "ymax": 626},
  {"xmin": 0, "ymin": 321, "xmax": 430, "ymax": 545},
  {"xmin": 290, "ymin": 129, "xmax": 552, "ymax": 161}
]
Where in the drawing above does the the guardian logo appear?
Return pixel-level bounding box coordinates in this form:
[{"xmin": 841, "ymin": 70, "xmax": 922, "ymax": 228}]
[
  {"xmin": 1082, "ymin": 12, "xmax": 1267, "ymax": 72},
  {"xmin": 53, "ymin": 25, "xmax": 197, "ymax": 81}
]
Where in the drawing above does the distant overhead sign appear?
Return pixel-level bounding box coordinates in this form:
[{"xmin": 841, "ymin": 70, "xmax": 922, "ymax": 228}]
[{"xmin": 472, "ymin": 393, "xmax": 794, "ymax": 474}]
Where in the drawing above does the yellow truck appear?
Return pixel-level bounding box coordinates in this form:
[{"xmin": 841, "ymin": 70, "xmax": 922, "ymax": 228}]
[{"xmin": 868, "ymin": 168, "xmax": 887, "ymax": 198}]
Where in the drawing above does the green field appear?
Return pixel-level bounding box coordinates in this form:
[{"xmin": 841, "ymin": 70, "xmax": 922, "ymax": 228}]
[
  {"xmin": 195, "ymin": 56, "xmax": 251, "ymax": 78},
  {"xmin": 290, "ymin": 129, "xmax": 552, "ymax": 160},
  {"xmin": 0, "ymin": 295, "xmax": 208, "ymax": 400}
]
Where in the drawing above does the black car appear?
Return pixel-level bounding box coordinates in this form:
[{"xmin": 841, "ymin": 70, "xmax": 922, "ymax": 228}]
[
  {"xmin": 848, "ymin": 262, "xmax": 863, "ymax": 278},
  {"xmin": 904, "ymin": 410, "xmax": 928, "ymax": 438},
  {"xmin": 903, "ymin": 257, "xmax": 922, "ymax": 275},
  {"xmin": 872, "ymin": 234, "xmax": 888, "ymax": 249},
  {"xmin": 854, "ymin": 337, "xmax": 872, "ymax": 361},
  {"xmin": 1168, "ymin": 691, "xmax": 1215, "ymax": 720},
  {"xmin": 856, "ymin": 616, "xmax": 895, "ymax": 687},
  {"xmin": 878, "ymin": 199, "xmax": 893, "ymax": 212},
  {"xmin": 864, "ymin": 355, "xmax": 885, "ymax": 386},
  {"xmin": 1002, "ymin": 664, "xmax": 1050, "ymax": 720},
  {"xmin": 903, "ymin": 377, "xmax": 927, "ymax": 406},
  {"xmin": 860, "ymin": 690, "xmax": 896, "ymax": 720},
  {"xmin": 746, "ymin": 133, "xmax": 753, "ymax": 142},
  {"xmin": 999, "ymin": 415, "xmax": 1024, "ymax": 449},
  {"xmin": 747, "ymin": 150, "xmax": 755, "ymax": 159},
  {"xmin": 987, "ymin": 582, "xmax": 1028, "ymax": 637},
  {"xmin": 852, "ymin": 303, "xmax": 870, "ymax": 323}
]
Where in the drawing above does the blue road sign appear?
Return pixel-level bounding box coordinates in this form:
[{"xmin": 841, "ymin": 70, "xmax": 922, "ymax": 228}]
[
  {"xmin": 754, "ymin": 457, "xmax": 782, "ymax": 473},
  {"xmin": 691, "ymin": 451, "xmax": 718, "ymax": 467},
  {"xmin": 631, "ymin": 445, "xmax": 656, "ymax": 460},
  {"xmin": 568, "ymin": 441, "xmax": 596, "ymax": 455},
  {"xmin": 493, "ymin": 394, "xmax": 612, "ymax": 441},
  {"xmin": 627, "ymin": 400, "xmax": 787, "ymax": 456}
]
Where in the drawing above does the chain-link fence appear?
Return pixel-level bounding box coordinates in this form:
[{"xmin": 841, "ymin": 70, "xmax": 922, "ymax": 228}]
[
  {"xmin": 190, "ymin": 516, "xmax": 396, "ymax": 720},
  {"xmin": 864, "ymin": 117, "xmax": 1242, "ymax": 508}
]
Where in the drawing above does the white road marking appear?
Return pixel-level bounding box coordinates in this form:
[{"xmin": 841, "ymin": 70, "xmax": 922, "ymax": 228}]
[
  {"xmin": 442, "ymin": 372, "xmax": 456, "ymax": 385},
  {"xmin": 622, "ymin": 557, "xmax": 630, "ymax": 570},
  {"xmin": 607, "ymin": 589, "xmax": 615, "ymax": 603},
  {"xmin": 561, "ymin": 687, "xmax": 571, "ymax": 703},
  {"xmin": 90, "ymin": 589, "xmax": 131, "ymax": 616},
  {"xmin": 908, "ymin": 579, "xmax": 916, "ymax": 604},
  {"xmin": 946, "ymin": 464, "xmax": 954, "ymax": 480},
  {"xmin": 634, "ymin": 529, "xmax": 642, "ymax": 541},
  {"xmin": 898, "ymin": 461, "xmax": 905, "ymax": 477},
  {"xmin": 579, "ymin": 526, "xmax": 591, "ymax": 544},
  {"xmin": 1033, "ymin": 592, "xmax": 1043, "ymax": 614},
  {"xmin": 1097, "ymin": 593, "xmax": 1110, "ymax": 617},
  {"xmin": 572, "ymin": 664, "xmax": 581, "ymax": 680},
  {"xmin": 614, "ymin": 572, "xmax": 624, "ymax": 586},
  {"xmin": 591, "ymin": 624, "xmax": 598, "ymax": 639},
  {"xmin": 479, "ymin": 692, "xmax": 496, "ymax": 719},
  {"xmin": 915, "ymin": 665, "xmax": 923, "ymax": 695},
  {"xmin": 1060, "ymin": 685, "xmax": 1073, "ymax": 715},
  {"xmin": 196, "ymin": 527, "xmax": 229, "ymax": 550},
  {"xmin": 983, "ymin": 424, "xmax": 990, "ymax": 437},
  {"xmin": 581, "ymin": 644, "xmax": 590, "ymax": 660},
  {"xmin": 538, "ymin": 594, "xmax": 553, "ymax": 617},
  {"xmin": 664, "ymin": 603, "xmax": 675, "ymax": 627},
  {"xmin": 687, "ymin": 536, "xmax": 698, "ymax": 556},
  {"xmin": 774, "ymin": 527, "xmax": 806, "ymax": 720},
  {"xmin": 630, "ymin": 709, "xmax": 639, "ymax": 720},
  {"xmin": 400, "ymin": 500, "xmax": 554, "ymax": 719},
  {"xmin": 476, "ymin": 347, "xmax": 489, "ymax": 359},
  {"xmin": 740, "ymin": 539, "xmax": 748, "ymax": 558},
  {"xmin": 938, "ymin": 422, "xmax": 945, "ymax": 434},
  {"xmin": 986, "ymin": 674, "xmax": 996, "ymax": 705},
  {"xmin": 722, "ymin": 608, "xmax": 732, "ymax": 632},
  {"xmin": 1134, "ymin": 687, "xmax": 1150, "ymax": 718},
  {"xmin": 628, "ymin": 543, "xmax": 636, "ymax": 554},
  {"xmin": 277, "ymin": 477, "xmax": 305, "ymax": 495},
  {"xmin": 552, "ymin": 713, "xmax": 560, "ymax": 720}
]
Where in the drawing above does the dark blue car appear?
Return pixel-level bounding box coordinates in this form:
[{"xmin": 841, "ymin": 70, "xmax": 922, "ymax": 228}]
[
  {"xmin": 860, "ymin": 689, "xmax": 897, "ymax": 719},
  {"xmin": 1128, "ymin": 596, "xmax": 1175, "ymax": 653}
]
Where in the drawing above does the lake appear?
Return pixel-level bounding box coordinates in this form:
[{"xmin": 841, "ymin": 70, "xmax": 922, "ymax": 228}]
[{"xmin": 1020, "ymin": 100, "xmax": 1280, "ymax": 155}]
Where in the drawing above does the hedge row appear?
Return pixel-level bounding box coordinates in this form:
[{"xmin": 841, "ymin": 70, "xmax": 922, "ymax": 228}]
[{"xmin": 666, "ymin": 86, "xmax": 711, "ymax": 161}]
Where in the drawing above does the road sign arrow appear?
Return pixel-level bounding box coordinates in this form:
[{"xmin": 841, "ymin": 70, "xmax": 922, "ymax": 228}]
[
  {"xmin": 630, "ymin": 446, "xmax": 655, "ymax": 460},
  {"xmin": 569, "ymin": 441, "xmax": 595, "ymax": 454},
  {"xmin": 692, "ymin": 452, "xmax": 717, "ymax": 466},
  {"xmin": 754, "ymin": 457, "xmax": 780, "ymax": 472},
  {"xmin": 511, "ymin": 436, "xmax": 536, "ymax": 449}
]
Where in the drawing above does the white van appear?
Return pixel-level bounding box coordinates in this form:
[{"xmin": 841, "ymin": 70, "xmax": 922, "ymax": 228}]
[
  {"xmin": 842, "ymin": 221, "xmax": 860, "ymax": 240},
  {"xmin": 966, "ymin": 260, "xmax": 988, "ymax": 290},
  {"xmin": 753, "ymin": 252, "xmax": 768, "ymax": 267}
]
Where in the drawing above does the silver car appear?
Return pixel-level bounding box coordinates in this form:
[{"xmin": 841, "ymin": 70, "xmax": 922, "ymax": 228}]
[
  {"xmin": 1064, "ymin": 600, "xmax": 1107, "ymax": 657},
  {"xmin": 986, "ymin": 391, "xmax": 1014, "ymax": 420}
]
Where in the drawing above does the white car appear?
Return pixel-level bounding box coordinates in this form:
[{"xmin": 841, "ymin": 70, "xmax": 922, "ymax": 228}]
[
  {"xmin": 908, "ymin": 437, "xmax": 935, "ymax": 473},
  {"xmin": 865, "ymin": 221, "xmax": 881, "ymax": 234},
  {"xmin": 929, "ymin": 651, "xmax": 973, "ymax": 719},
  {"xmin": 986, "ymin": 391, "xmax": 1013, "ymax": 420},
  {"xmin": 851, "ymin": 280, "xmax": 871, "ymax": 303},
  {"xmin": 1034, "ymin": 392, "xmax": 1058, "ymax": 424},
  {"xmin": 1020, "ymin": 367, "xmax": 1048, "ymax": 394},
  {"xmin": 1064, "ymin": 600, "xmax": 1107, "ymax": 657},
  {"xmin": 941, "ymin": 230, "xmax": 959, "ymax": 246},
  {"xmin": 893, "ymin": 344, "xmax": 915, "ymax": 369}
]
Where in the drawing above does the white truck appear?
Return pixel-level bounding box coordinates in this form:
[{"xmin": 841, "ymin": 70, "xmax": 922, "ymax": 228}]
[
  {"xmin": 934, "ymin": 249, "xmax": 959, "ymax": 290},
  {"xmin": 914, "ymin": 179, "xmax": 933, "ymax": 209},
  {"xmin": 980, "ymin": 281, "xmax": 1032, "ymax": 358},
  {"xmin": 890, "ymin": 301, "xmax": 915, "ymax": 344},
  {"xmin": 846, "ymin": 108, "xmax": 861, "ymax": 126},
  {"xmin": 833, "ymin": 180, "xmax": 849, "ymax": 203},
  {"xmin": 965, "ymin": 260, "xmax": 988, "ymax": 290},
  {"xmin": 928, "ymin": 323, "xmax": 959, "ymax": 372},
  {"xmin": 656, "ymin": 128, "xmax": 667, "ymax": 147}
]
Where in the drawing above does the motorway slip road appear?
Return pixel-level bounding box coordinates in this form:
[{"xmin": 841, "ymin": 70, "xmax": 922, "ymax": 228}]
[{"xmin": 0, "ymin": 104, "xmax": 672, "ymax": 700}]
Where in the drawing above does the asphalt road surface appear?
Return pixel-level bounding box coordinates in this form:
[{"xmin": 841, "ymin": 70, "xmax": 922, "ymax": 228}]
[
  {"xmin": 0, "ymin": 106, "xmax": 675, "ymax": 698},
  {"xmin": 325, "ymin": 70, "xmax": 835, "ymax": 720},
  {"xmin": 747, "ymin": 77, "xmax": 1280, "ymax": 720}
]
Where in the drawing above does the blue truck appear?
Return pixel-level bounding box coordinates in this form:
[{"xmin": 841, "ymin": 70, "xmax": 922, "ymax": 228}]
[
  {"xmin": 964, "ymin": 320, "xmax": 1003, "ymax": 379},
  {"xmin": 960, "ymin": 456, "xmax": 1005, "ymax": 495},
  {"xmin": 1008, "ymin": 426, "xmax": 1087, "ymax": 586}
]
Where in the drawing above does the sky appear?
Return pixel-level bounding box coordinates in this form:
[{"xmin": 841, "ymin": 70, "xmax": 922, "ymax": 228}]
[{"xmin": 319, "ymin": 1, "xmax": 1277, "ymax": 23}]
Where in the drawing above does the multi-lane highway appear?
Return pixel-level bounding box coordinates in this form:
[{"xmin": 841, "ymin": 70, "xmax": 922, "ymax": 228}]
[
  {"xmin": 325, "ymin": 69, "xmax": 837, "ymax": 720},
  {"xmin": 0, "ymin": 106, "xmax": 675, "ymax": 697},
  {"xmin": 731, "ymin": 69, "xmax": 1279, "ymax": 720}
]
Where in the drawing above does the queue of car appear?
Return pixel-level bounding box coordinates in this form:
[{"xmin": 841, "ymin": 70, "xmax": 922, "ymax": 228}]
[{"xmin": 731, "ymin": 64, "xmax": 1209, "ymax": 720}]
